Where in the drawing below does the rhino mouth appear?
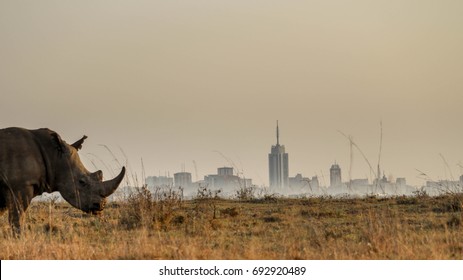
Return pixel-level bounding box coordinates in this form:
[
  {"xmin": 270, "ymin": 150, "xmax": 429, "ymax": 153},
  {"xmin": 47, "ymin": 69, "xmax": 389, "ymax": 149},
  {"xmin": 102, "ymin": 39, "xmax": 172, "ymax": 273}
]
[
  {"xmin": 86, "ymin": 201, "xmax": 106, "ymax": 215},
  {"xmin": 90, "ymin": 210, "xmax": 103, "ymax": 215}
]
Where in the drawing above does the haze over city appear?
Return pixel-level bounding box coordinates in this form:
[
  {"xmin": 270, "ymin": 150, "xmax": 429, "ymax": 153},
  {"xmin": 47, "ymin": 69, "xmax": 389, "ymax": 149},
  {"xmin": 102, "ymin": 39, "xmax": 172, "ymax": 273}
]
[{"xmin": 1, "ymin": 1, "xmax": 463, "ymax": 188}]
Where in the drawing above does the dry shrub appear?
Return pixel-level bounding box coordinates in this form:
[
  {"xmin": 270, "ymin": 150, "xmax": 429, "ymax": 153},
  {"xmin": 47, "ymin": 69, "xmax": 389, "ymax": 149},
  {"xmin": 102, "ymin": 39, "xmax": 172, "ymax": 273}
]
[
  {"xmin": 220, "ymin": 207, "xmax": 239, "ymax": 217},
  {"xmin": 235, "ymin": 185, "xmax": 256, "ymax": 201},
  {"xmin": 118, "ymin": 186, "xmax": 183, "ymax": 231},
  {"xmin": 438, "ymin": 194, "xmax": 463, "ymax": 212},
  {"xmin": 193, "ymin": 185, "xmax": 221, "ymax": 219}
]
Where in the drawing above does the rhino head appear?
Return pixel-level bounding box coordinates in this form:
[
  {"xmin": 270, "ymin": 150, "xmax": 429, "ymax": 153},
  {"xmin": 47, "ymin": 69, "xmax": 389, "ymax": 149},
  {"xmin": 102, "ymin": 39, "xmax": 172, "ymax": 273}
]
[{"xmin": 49, "ymin": 132, "xmax": 125, "ymax": 214}]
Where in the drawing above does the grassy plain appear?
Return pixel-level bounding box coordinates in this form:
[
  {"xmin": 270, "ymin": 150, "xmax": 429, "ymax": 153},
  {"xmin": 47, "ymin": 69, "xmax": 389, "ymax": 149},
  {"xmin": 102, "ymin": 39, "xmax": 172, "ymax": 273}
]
[{"xmin": 0, "ymin": 189, "xmax": 462, "ymax": 260}]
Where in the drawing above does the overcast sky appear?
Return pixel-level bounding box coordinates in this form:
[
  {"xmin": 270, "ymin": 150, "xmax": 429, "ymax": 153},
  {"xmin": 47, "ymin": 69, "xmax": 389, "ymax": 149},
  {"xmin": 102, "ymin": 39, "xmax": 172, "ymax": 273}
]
[{"xmin": 1, "ymin": 1, "xmax": 462, "ymax": 187}]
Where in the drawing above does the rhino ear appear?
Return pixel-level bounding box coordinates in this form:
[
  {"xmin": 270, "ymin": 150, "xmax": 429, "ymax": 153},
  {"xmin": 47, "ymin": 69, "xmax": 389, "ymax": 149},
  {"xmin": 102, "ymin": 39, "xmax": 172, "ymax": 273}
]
[
  {"xmin": 50, "ymin": 132, "xmax": 67, "ymax": 154},
  {"xmin": 71, "ymin": 135, "xmax": 88, "ymax": 151}
]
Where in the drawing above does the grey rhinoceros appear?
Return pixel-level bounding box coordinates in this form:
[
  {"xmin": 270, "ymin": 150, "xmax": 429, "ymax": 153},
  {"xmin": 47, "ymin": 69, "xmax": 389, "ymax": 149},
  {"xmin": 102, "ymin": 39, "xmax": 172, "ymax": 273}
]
[{"xmin": 0, "ymin": 127, "xmax": 125, "ymax": 235}]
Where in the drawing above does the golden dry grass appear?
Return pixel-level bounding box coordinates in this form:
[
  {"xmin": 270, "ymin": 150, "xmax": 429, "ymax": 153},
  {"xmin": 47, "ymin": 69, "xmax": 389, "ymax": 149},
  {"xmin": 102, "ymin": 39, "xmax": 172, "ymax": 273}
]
[{"xmin": 0, "ymin": 191, "xmax": 462, "ymax": 260}]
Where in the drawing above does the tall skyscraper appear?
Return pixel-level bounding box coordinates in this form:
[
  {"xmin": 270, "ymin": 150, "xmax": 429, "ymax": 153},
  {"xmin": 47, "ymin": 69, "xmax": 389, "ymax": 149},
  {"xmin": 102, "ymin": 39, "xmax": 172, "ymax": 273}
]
[
  {"xmin": 269, "ymin": 121, "xmax": 289, "ymax": 191},
  {"xmin": 330, "ymin": 162, "xmax": 342, "ymax": 187}
]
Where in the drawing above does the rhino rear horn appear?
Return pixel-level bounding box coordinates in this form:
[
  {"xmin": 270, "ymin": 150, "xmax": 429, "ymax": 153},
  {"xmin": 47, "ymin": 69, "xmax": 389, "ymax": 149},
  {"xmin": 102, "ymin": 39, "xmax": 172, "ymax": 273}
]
[
  {"xmin": 71, "ymin": 135, "xmax": 88, "ymax": 150},
  {"xmin": 99, "ymin": 167, "xmax": 126, "ymax": 197}
]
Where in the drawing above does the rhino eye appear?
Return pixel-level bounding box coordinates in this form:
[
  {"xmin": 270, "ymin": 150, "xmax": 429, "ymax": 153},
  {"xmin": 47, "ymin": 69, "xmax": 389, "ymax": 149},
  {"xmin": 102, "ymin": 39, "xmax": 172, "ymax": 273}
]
[{"xmin": 79, "ymin": 179, "xmax": 89, "ymax": 186}]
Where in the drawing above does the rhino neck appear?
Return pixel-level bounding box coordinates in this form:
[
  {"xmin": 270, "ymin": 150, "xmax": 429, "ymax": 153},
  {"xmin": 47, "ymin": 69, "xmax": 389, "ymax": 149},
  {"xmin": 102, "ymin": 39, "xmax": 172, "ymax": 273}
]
[{"xmin": 31, "ymin": 129, "xmax": 56, "ymax": 193}]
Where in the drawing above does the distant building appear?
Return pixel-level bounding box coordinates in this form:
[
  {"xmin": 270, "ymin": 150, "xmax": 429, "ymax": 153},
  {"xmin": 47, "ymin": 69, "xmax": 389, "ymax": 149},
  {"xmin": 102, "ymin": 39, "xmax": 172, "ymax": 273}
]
[
  {"xmin": 373, "ymin": 174, "xmax": 388, "ymax": 186},
  {"xmin": 424, "ymin": 179, "xmax": 462, "ymax": 195},
  {"xmin": 349, "ymin": 178, "xmax": 369, "ymax": 188},
  {"xmin": 325, "ymin": 163, "xmax": 416, "ymax": 196},
  {"xmin": 289, "ymin": 174, "xmax": 310, "ymax": 190},
  {"xmin": 396, "ymin": 178, "xmax": 406, "ymax": 186},
  {"xmin": 311, "ymin": 176, "xmax": 320, "ymax": 190},
  {"xmin": 330, "ymin": 163, "xmax": 342, "ymax": 187},
  {"xmin": 174, "ymin": 172, "xmax": 192, "ymax": 190},
  {"xmin": 146, "ymin": 175, "xmax": 173, "ymax": 187},
  {"xmin": 269, "ymin": 121, "xmax": 289, "ymax": 191},
  {"xmin": 204, "ymin": 167, "xmax": 252, "ymax": 193},
  {"xmin": 218, "ymin": 167, "xmax": 233, "ymax": 176},
  {"xmin": 287, "ymin": 174, "xmax": 325, "ymax": 195}
]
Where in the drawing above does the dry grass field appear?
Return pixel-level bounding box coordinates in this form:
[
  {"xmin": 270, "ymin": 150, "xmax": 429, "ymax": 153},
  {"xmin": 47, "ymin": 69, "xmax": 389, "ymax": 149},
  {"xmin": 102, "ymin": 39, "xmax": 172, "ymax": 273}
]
[{"xmin": 1, "ymin": 187, "xmax": 462, "ymax": 260}]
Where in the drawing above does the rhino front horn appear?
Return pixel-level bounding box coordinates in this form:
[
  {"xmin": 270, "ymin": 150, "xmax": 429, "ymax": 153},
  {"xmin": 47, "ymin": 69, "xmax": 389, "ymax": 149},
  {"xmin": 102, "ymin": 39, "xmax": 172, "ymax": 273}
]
[{"xmin": 99, "ymin": 167, "xmax": 126, "ymax": 197}]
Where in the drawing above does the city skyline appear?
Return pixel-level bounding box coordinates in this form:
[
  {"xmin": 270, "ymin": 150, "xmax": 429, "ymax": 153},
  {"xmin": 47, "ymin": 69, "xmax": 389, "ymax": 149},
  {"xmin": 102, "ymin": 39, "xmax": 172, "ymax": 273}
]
[
  {"xmin": 140, "ymin": 119, "xmax": 459, "ymax": 192},
  {"xmin": 138, "ymin": 118, "xmax": 462, "ymax": 190}
]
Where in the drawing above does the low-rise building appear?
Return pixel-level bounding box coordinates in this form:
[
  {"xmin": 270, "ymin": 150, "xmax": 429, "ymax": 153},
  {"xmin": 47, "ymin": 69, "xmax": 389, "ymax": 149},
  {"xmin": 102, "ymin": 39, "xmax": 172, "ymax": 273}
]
[{"xmin": 204, "ymin": 167, "xmax": 252, "ymax": 194}]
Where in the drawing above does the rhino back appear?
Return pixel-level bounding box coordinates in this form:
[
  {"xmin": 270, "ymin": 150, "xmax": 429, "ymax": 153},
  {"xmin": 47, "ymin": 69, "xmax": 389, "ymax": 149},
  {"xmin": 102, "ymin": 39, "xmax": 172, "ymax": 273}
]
[{"xmin": 0, "ymin": 127, "xmax": 47, "ymax": 188}]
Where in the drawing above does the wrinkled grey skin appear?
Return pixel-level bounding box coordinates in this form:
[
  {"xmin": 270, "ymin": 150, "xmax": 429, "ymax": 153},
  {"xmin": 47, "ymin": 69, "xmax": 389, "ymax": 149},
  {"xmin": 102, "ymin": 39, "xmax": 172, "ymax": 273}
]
[{"xmin": 0, "ymin": 127, "xmax": 125, "ymax": 236}]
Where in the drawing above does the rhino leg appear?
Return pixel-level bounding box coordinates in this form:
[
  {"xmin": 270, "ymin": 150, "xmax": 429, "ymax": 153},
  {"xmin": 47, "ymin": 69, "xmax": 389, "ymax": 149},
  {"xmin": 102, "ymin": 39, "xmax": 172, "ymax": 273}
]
[
  {"xmin": 7, "ymin": 186, "xmax": 34, "ymax": 237},
  {"xmin": 8, "ymin": 205, "xmax": 25, "ymax": 237}
]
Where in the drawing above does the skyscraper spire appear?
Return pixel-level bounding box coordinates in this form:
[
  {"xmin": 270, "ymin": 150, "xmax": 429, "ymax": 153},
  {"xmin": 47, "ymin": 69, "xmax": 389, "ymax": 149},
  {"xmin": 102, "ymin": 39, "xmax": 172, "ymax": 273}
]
[{"xmin": 269, "ymin": 120, "xmax": 288, "ymax": 190}]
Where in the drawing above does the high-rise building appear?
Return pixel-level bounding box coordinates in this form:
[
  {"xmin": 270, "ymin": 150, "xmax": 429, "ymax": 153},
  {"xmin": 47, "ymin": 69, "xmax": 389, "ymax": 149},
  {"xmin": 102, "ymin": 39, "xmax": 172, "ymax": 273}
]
[
  {"xmin": 269, "ymin": 121, "xmax": 289, "ymax": 191},
  {"xmin": 330, "ymin": 163, "xmax": 342, "ymax": 187}
]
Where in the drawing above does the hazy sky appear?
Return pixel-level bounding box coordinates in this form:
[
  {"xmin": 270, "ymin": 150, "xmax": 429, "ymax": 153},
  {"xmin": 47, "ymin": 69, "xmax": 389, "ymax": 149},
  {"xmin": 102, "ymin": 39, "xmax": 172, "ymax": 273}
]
[{"xmin": 1, "ymin": 1, "xmax": 462, "ymax": 187}]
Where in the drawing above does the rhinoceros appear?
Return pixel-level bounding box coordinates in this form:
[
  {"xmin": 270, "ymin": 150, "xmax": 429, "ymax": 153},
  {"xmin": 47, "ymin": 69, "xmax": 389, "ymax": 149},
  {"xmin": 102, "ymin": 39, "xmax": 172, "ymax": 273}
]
[{"xmin": 0, "ymin": 127, "xmax": 125, "ymax": 235}]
